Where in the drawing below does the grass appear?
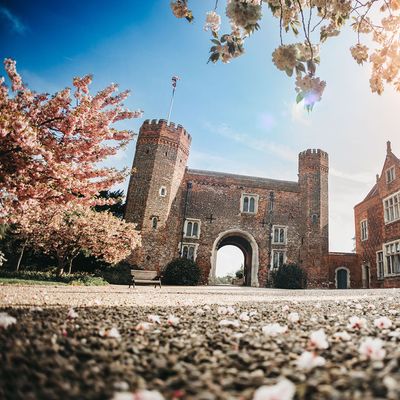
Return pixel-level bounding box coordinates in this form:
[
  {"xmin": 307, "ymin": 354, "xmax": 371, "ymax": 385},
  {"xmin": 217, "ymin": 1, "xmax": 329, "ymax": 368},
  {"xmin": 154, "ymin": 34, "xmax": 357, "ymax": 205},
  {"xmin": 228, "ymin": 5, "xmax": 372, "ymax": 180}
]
[{"xmin": 0, "ymin": 277, "xmax": 67, "ymax": 285}]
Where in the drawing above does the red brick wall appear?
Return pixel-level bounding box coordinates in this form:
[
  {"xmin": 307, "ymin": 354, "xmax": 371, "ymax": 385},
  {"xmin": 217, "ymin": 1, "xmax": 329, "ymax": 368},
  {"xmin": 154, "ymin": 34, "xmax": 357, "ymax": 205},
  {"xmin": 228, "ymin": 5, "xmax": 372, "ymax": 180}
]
[
  {"xmin": 354, "ymin": 142, "xmax": 400, "ymax": 288},
  {"xmin": 328, "ymin": 253, "xmax": 360, "ymax": 289},
  {"xmin": 125, "ymin": 121, "xmax": 331, "ymax": 287}
]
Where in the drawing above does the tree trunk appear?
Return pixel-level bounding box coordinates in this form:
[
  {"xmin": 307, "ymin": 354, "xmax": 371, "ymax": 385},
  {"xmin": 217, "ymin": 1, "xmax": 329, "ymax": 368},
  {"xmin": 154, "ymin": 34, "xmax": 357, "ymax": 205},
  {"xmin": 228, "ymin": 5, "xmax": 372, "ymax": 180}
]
[
  {"xmin": 15, "ymin": 240, "xmax": 27, "ymax": 271},
  {"xmin": 57, "ymin": 256, "xmax": 65, "ymax": 276}
]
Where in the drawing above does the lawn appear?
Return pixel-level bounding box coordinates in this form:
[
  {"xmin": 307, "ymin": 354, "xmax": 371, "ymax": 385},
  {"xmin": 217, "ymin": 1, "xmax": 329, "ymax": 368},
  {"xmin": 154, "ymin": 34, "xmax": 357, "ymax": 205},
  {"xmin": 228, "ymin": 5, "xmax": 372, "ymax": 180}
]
[{"xmin": 0, "ymin": 277, "xmax": 67, "ymax": 285}]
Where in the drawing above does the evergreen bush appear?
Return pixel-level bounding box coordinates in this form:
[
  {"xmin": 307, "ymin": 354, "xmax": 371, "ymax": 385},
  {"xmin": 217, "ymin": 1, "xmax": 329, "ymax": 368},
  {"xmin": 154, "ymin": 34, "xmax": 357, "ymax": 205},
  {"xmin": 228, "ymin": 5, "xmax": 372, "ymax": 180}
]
[
  {"xmin": 162, "ymin": 258, "xmax": 202, "ymax": 286},
  {"xmin": 271, "ymin": 263, "xmax": 307, "ymax": 289}
]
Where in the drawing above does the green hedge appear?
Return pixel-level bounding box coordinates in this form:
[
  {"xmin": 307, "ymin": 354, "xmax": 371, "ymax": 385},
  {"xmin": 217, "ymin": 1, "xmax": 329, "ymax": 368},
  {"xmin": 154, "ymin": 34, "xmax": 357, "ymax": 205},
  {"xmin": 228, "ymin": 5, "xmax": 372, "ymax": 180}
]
[
  {"xmin": 162, "ymin": 258, "xmax": 202, "ymax": 286},
  {"xmin": 271, "ymin": 263, "xmax": 307, "ymax": 289},
  {"xmin": 0, "ymin": 270, "xmax": 108, "ymax": 286}
]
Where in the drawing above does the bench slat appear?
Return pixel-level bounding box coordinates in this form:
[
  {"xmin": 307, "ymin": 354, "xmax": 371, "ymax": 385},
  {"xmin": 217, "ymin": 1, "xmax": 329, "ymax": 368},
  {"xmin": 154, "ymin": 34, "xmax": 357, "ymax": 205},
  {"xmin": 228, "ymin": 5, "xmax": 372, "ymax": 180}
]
[{"xmin": 134, "ymin": 279, "xmax": 161, "ymax": 283}]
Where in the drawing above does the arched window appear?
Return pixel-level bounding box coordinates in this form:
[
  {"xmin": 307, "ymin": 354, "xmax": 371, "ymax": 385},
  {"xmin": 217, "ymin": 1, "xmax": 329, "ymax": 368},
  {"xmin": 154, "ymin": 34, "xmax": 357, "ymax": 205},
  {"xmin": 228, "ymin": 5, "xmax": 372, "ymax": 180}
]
[
  {"xmin": 192, "ymin": 222, "xmax": 198, "ymax": 237},
  {"xmin": 159, "ymin": 186, "xmax": 167, "ymax": 197},
  {"xmin": 243, "ymin": 197, "xmax": 249, "ymax": 212},
  {"xmin": 184, "ymin": 219, "xmax": 201, "ymax": 238},
  {"xmin": 152, "ymin": 217, "xmax": 158, "ymax": 229},
  {"xmin": 182, "ymin": 246, "xmax": 188, "ymax": 258},
  {"xmin": 186, "ymin": 221, "xmax": 193, "ymax": 237},
  {"xmin": 241, "ymin": 194, "xmax": 258, "ymax": 214},
  {"xmin": 249, "ymin": 197, "xmax": 255, "ymax": 213},
  {"xmin": 181, "ymin": 243, "xmax": 198, "ymax": 261}
]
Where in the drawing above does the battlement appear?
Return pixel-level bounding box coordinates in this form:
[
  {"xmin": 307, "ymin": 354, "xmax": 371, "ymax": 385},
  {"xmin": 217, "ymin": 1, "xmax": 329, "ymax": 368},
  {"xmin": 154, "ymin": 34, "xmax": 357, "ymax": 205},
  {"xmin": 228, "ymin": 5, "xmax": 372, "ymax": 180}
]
[
  {"xmin": 299, "ymin": 149, "xmax": 328, "ymax": 159},
  {"xmin": 140, "ymin": 119, "xmax": 192, "ymax": 143}
]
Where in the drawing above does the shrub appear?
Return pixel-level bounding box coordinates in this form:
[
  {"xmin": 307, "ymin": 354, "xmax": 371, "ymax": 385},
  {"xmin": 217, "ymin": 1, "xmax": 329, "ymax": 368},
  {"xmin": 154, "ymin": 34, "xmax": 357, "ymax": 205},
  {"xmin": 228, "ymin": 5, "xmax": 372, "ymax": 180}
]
[
  {"xmin": 271, "ymin": 264, "xmax": 307, "ymax": 289},
  {"xmin": 162, "ymin": 258, "xmax": 202, "ymax": 286},
  {"xmin": 98, "ymin": 263, "xmax": 132, "ymax": 285},
  {"xmin": 235, "ymin": 269, "xmax": 244, "ymax": 279}
]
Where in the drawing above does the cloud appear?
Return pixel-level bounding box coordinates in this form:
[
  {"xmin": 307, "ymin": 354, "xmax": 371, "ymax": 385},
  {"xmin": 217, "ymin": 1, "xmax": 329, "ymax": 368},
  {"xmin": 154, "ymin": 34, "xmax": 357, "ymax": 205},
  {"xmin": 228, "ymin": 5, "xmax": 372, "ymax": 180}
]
[
  {"xmin": 205, "ymin": 122, "xmax": 298, "ymax": 163},
  {"xmin": 0, "ymin": 7, "xmax": 27, "ymax": 35},
  {"xmin": 289, "ymin": 102, "xmax": 312, "ymax": 126}
]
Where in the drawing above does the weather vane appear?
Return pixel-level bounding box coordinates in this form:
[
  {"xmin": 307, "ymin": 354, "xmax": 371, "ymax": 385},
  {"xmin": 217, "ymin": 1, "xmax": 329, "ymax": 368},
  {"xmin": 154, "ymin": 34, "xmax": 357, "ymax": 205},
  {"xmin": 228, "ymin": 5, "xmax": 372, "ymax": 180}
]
[{"xmin": 167, "ymin": 75, "xmax": 180, "ymax": 125}]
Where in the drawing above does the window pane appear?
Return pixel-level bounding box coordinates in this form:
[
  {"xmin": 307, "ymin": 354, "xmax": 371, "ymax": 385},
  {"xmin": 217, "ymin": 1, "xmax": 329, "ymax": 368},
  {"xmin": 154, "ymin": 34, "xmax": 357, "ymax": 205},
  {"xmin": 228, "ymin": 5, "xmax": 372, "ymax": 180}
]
[
  {"xmin": 243, "ymin": 197, "xmax": 249, "ymax": 212},
  {"xmin": 186, "ymin": 222, "xmax": 192, "ymax": 237},
  {"xmin": 192, "ymin": 223, "xmax": 198, "ymax": 237},
  {"xmin": 273, "ymin": 228, "xmax": 278, "ymax": 243},
  {"xmin": 152, "ymin": 218, "xmax": 157, "ymax": 229},
  {"xmin": 279, "ymin": 252, "xmax": 284, "ymax": 266},
  {"xmin": 188, "ymin": 246, "xmax": 194, "ymax": 260},
  {"xmin": 249, "ymin": 197, "xmax": 255, "ymax": 212},
  {"xmin": 183, "ymin": 246, "xmax": 188, "ymax": 258},
  {"xmin": 279, "ymin": 228, "xmax": 285, "ymax": 243}
]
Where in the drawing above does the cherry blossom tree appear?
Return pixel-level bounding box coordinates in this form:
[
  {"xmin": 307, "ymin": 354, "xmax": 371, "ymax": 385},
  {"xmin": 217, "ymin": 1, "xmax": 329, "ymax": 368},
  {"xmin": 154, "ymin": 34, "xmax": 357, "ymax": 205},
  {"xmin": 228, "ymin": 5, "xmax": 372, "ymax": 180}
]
[
  {"xmin": 0, "ymin": 59, "xmax": 142, "ymax": 222},
  {"xmin": 13, "ymin": 204, "xmax": 141, "ymax": 275},
  {"xmin": 171, "ymin": 0, "xmax": 400, "ymax": 110}
]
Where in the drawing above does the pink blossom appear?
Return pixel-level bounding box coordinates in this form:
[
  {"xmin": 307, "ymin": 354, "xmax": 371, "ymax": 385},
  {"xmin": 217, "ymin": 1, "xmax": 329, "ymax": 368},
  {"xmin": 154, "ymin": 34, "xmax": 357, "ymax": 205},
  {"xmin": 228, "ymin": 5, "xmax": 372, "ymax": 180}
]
[
  {"xmin": 373, "ymin": 316, "xmax": 392, "ymax": 329},
  {"xmin": 262, "ymin": 323, "xmax": 288, "ymax": 336},
  {"xmin": 347, "ymin": 316, "xmax": 367, "ymax": 330},
  {"xmin": 99, "ymin": 327, "xmax": 121, "ymax": 339},
  {"xmin": 67, "ymin": 308, "xmax": 78, "ymax": 319},
  {"xmin": 359, "ymin": 337, "xmax": 386, "ymax": 361},
  {"xmin": 0, "ymin": 312, "xmax": 16, "ymax": 328},
  {"xmin": 282, "ymin": 305, "xmax": 290, "ymax": 312},
  {"xmin": 252, "ymin": 378, "xmax": 296, "ymax": 400},
  {"xmin": 135, "ymin": 322, "xmax": 152, "ymax": 331},
  {"xmin": 167, "ymin": 315, "xmax": 180, "ymax": 326},
  {"xmin": 309, "ymin": 329, "xmax": 329, "ymax": 349},
  {"xmin": 296, "ymin": 351, "xmax": 326, "ymax": 370}
]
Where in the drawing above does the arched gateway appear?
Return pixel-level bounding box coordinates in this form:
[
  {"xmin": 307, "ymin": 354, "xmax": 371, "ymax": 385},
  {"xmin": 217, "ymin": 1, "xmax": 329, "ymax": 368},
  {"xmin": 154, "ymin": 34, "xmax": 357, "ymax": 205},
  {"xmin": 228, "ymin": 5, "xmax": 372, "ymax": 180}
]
[{"xmin": 210, "ymin": 229, "xmax": 259, "ymax": 287}]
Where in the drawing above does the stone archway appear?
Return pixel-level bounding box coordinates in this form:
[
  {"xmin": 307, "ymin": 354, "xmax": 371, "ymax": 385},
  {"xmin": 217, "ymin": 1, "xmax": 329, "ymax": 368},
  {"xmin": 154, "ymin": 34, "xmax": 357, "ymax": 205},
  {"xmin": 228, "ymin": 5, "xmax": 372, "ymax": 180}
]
[{"xmin": 210, "ymin": 229, "xmax": 259, "ymax": 287}]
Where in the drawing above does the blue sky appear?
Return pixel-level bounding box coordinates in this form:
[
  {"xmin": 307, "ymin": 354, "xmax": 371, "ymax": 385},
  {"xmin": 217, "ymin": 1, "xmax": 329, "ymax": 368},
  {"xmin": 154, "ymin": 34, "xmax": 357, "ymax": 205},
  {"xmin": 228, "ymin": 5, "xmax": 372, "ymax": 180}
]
[{"xmin": 2, "ymin": 0, "xmax": 400, "ymax": 268}]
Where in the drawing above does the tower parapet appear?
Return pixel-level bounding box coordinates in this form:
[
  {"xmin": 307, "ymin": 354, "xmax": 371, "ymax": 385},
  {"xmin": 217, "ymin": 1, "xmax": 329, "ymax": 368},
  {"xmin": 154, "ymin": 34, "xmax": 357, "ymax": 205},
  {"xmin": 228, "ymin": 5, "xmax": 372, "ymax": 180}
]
[
  {"xmin": 125, "ymin": 119, "xmax": 191, "ymax": 233},
  {"xmin": 138, "ymin": 119, "xmax": 191, "ymax": 156}
]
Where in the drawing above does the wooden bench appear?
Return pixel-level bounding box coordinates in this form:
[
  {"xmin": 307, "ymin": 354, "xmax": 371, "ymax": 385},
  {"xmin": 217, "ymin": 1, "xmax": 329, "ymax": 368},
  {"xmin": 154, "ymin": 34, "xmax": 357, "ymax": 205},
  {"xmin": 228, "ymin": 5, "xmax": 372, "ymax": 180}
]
[{"xmin": 129, "ymin": 270, "xmax": 161, "ymax": 288}]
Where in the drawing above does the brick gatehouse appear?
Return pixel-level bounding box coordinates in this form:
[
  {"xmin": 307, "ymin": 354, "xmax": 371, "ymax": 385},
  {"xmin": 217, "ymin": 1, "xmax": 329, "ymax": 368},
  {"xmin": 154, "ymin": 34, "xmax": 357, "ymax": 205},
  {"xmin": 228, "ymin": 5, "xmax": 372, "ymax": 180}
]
[{"xmin": 125, "ymin": 119, "xmax": 357, "ymax": 287}]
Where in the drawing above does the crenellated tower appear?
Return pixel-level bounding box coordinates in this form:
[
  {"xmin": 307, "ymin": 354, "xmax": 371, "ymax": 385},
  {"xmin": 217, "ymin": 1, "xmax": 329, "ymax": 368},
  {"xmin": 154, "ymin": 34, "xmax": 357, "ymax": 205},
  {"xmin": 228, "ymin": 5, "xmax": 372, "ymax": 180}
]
[
  {"xmin": 298, "ymin": 149, "xmax": 329, "ymax": 286},
  {"xmin": 125, "ymin": 119, "xmax": 191, "ymax": 231}
]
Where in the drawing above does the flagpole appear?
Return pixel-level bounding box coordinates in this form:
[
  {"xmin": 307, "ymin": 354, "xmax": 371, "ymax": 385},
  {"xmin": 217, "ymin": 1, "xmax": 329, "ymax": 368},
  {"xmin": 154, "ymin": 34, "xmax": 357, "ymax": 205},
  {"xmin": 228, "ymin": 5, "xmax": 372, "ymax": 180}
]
[{"xmin": 167, "ymin": 76, "xmax": 179, "ymax": 125}]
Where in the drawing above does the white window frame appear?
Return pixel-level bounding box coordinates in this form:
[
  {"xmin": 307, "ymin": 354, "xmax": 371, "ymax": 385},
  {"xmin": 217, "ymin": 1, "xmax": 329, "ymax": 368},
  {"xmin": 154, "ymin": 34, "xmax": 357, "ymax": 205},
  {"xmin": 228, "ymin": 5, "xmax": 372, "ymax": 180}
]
[
  {"xmin": 376, "ymin": 251, "xmax": 384, "ymax": 280},
  {"xmin": 159, "ymin": 186, "xmax": 167, "ymax": 197},
  {"xmin": 386, "ymin": 166, "xmax": 395, "ymax": 183},
  {"xmin": 183, "ymin": 219, "xmax": 201, "ymax": 239},
  {"xmin": 384, "ymin": 239, "xmax": 400, "ymax": 276},
  {"xmin": 272, "ymin": 225, "xmax": 287, "ymax": 245},
  {"xmin": 360, "ymin": 219, "xmax": 368, "ymax": 241},
  {"xmin": 271, "ymin": 249, "xmax": 286, "ymax": 269},
  {"xmin": 383, "ymin": 190, "xmax": 400, "ymax": 224},
  {"xmin": 179, "ymin": 242, "xmax": 199, "ymax": 261},
  {"xmin": 240, "ymin": 194, "xmax": 259, "ymax": 214}
]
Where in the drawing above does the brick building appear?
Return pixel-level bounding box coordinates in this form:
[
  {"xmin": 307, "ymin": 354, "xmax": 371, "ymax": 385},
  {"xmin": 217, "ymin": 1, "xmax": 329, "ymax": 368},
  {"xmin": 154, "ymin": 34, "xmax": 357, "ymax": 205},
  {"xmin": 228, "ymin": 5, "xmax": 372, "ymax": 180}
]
[
  {"xmin": 125, "ymin": 119, "xmax": 345, "ymax": 287},
  {"xmin": 354, "ymin": 141, "xmax": 400, "ymax": 288}
]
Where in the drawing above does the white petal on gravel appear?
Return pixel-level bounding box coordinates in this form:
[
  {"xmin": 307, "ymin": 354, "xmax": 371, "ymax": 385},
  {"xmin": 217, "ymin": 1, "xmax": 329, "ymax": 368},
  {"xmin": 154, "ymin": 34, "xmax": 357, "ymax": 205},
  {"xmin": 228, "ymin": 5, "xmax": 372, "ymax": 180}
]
[
  {"xmin": 309, "ymin": 329, "xmax": 329, "ymax": 349},
  {"xmin": 0, "ymin": 312, "xmax": 16, "ymax": 329},
  {"xmin": 253, "ymin": 378, "xmax": 296, "ymax": 400},
  {"xmin": 373, "ymin": 316, "xmax": 392, "ymax": 329},
  {"xmin": 359, "ymin": 337, "xmax": 386, "ymax": 361},
  {"xmin": 262, "ymin": 323, "xmax": 288, "ymax": 336},
  {"xmin": 288, "ymin": 312, "xmax": 300, "ymax": 323},
  {"xmin": 148, "ymin": 314, "xmax": 161, "ymax": 324},
  {"xmin": 219, "ymin": 319, "xmax": 240, "ymax": 328},
  {"xmin": 296, "ymin": 351, "xmax": 326, "ymax": 370}
]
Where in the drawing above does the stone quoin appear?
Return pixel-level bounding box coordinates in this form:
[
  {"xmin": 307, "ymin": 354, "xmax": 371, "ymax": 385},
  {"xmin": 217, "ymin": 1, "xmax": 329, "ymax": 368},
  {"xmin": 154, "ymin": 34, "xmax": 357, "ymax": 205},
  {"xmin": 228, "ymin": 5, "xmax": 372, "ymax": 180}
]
[{"xmin": 125, "ymin": 119, "xmax": 357, "ymax": 287}]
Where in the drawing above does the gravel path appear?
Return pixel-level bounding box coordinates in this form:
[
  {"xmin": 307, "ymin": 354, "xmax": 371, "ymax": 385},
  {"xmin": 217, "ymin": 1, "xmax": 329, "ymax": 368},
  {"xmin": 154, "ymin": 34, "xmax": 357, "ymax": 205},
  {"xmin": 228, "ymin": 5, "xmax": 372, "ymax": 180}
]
[
  {"xmin": 1, "ymin": 286, "xmax": 400, "ymax": 400},
  {"xmin": 1, "ymin": 284, "xmax": 400, "ymax": 307}
]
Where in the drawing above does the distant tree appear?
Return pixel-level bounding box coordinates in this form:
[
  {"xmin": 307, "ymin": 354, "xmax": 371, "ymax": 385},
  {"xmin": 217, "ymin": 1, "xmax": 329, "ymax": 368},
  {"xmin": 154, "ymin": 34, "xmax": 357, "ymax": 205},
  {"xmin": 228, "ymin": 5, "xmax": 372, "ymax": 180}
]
[
  {"xmin": 171, "ymin": 1, "xmax": 400, "ymax": 110},
  {"xmin": 13, "ymin": 204, "xmax": 141, "ymax": 275}
]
